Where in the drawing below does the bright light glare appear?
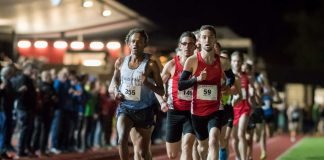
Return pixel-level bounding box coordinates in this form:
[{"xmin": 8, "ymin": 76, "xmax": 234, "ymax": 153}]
[
  {"xmin": 106, "ymin": 41, "xmax": 121, "ymax": 49},
  {"xmin": 102, "ymin": 9, "xmax": 111, "ymax": 17},
  {"xmin": 82, "ymin": 60, "xmax": 102, "ymax": 67},
  {"xmin": 83, "ymin": 0, "xmax": 93, "ymax": 8},
  {"xmin": 54, "ymin": 41, "xmax": 68, "ymax": 49},
  {"xmin": 90, "ymin": 41, "xmax": 104, "ymax": 50},
  {"xmin": 17, "ymin": 40, "xmax": 31, "ymax": 48},
  {"xmin": 34, "ymin": 41, "xmax": 48, "ymax": 48},
  {"xmin": 70, "ymin": 41, "xmax": 84, "ymax": 50}
]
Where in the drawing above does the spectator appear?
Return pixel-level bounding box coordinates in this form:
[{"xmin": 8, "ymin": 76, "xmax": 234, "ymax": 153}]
[
  {"xmin": 0, "ymin": 65, "xmax": 16, "ymax": 159},
  {"xmin": 14, "ymin": 63, "xmax": 38, "ymax": 158},
  {"xmin": 99, "ymin": 81, "xmax": 117, "ymax": 146},
  {"xmin": 31, "ymin": 71, "xmax": 57, "ymax": 156}
]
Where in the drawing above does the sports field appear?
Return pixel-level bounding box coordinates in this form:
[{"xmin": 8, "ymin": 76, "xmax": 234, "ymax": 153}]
[{"xmin": 278, "ymin": 137, "xmax": 324, "ymax": 160}]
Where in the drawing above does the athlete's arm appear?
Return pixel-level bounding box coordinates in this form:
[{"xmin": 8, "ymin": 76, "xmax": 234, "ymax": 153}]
[
  {"xmin": 161, "ymin": 60, "xmax": 174, "ymax": 84},
  {"xmin": 109, "ymin": 57, "xmax": 124, "ymax": 100},
  {"xmin": 155, "ymin": 60, "xmax": 174, "ymax": 112},
  {"xmin": 230, "ymin": 75, "xmax": 242, "ymax": 106},
  {"xmin": 178, "ymin": 56, "xmax": 197, "ymax": 91},
  {"xmin": 248, "ymin": 81, "xmax": 257, "ymax": 105},
  {"xmin": 229, "ymin": 75, "xmax": 240, "ymax": 95},
  {"xmin": 144, "ymin": 60, "xmax": 165, "ymax": 96},
  {"xmin": 224, "ymin": 69, "xmax": 235, "ymax": 87},
  {"xmin": 253, "ymin": 81, "xmax": 262, "ymax": 106}
]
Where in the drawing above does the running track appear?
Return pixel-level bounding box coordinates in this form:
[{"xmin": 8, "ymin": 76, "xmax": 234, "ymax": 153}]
[
  {"xmin": 155, "ymin": 134, "xmax": 302, "ymax": 160},
  {"xmin": 11, "ymin": 134, "xmax": 302, "ymax": 160}
]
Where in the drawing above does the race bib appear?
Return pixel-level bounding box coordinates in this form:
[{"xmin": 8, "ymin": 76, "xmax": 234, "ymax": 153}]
[
  {"xmin": 120, "ymin": 84, "xmax": 141, "ymax": 101},
  {"xmin": 178, "ymin": 88, "xmax": 193, "ymax": 101},
  {"xmin": 197, "ymin": 85, "xmax": 217, "ymax": 101}
]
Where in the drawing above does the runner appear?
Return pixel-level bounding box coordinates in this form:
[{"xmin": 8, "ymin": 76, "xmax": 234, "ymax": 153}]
[
  {"xmin": 241, "ymin": 62, "xmax": 262, "ymax": 160},
  {"xmin": 110, "ymin": 28, "xmax": 164, "ymax": 160},
  {"xmin": 287, "ymin": 102, "xmax": 301, "ymax": 142},
  {"xmin": 218, "ymin": 50, "xmax": 235, "ymax": 160},
  {"xmin": 157, "ymin": 31, "xmax": 197, "ymax": 160},
  {"xmin": 257, "ymin": 72, "xmax": 277, "ymax": 139},
  {"xmin": 231, "ymin": 51, "xmax": 251, "ymax": 160},
  {"xmin": 179, "ymin": 25, "xmax": 223, "ymax": 159}
]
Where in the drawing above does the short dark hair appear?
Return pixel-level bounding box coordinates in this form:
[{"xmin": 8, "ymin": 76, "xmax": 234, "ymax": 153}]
[
  {"xmin": 221, "ymin": 50, "xmax": 229, "ymax": 54},
  {"xmin": 178, "ymin": 31, "xmax": 196, "ymax": 43},
  {"xmin": 192, "ymin": 29, "xmax": 200, "ymax": 39},
  {"xmin": 125, "ymin": 28, "xmax": 149, "ymax": 45},
  {"xmin": 199, "ymin": 25, "xmax": 217, "ymax": 37},
  {"xmin": 245, "ymin": 63, "xmax": 253, "ymax": 71},
  {"xmin": 220, "ymin": 50, "xmax": 229, "ymax": 58}
]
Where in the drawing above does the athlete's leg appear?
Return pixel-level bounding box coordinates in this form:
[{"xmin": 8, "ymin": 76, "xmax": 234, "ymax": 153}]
[
  {"xmin": 223, "ymin": 125, "xmax": 232, "ymax": 158},
  {"xmin": 165, "ymin": 141, "xmax": 181, "ymax": 159},
  {"xmin": 192, "ymin": 140, "xmax": 200, "ymax": 160},
  {"xmin": 246, "ymin": 128, "xmax": 254, "ymax": 160},
  {"xmin": 117, "ymin": 114, "xmax": 134, "ymax": 160},
  {"xmin": 238, "ymin": 114, "xmax": 249, "ymax": 160},
  {"xmin": 197, "ymin": 139, "xmax": 209, "ymax": 160},
  {"xmin": 207, "ymin": 127, "xmax": 220, "ymax": 160},
  {"xmin": 130, "ymin": 127, "xmax": 153, "ymax": 160},
  {"xmin": 260, "ymin": 122, "xmax": 267, "ymax": 159},
  {"xmin": 180, "ymin": 133, "xmax": 195, "ymax": 160},
  {"xmin": 220, "ymin": 125, "xmax": 227, "ymax": 149},
  {"xmin": 164, "ymin": 110, "xmax": 184, "ymax": 159},
  {"xmin": 219, "ymin": 125, "xmax": 229, "ymax": 160},
  {"xmin": 131, "ymin": 127, "xmax": 153, "ymax": 160},
  {"xmin": 232, "ymin": 126, "xmax": 240, "ymax": 160}
]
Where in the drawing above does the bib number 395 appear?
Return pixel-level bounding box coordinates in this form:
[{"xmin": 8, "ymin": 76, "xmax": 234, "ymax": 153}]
[
  {"xmin": 125, "ymin": 89, "xmax": 135, "ymax": 95},
  {"xmin": 120, "ymin": 84, "xmax": 141, "ymax": 101}
]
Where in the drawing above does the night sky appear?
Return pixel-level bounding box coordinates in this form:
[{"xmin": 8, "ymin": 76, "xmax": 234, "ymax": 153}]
[{"xmin": 120, "ymin": 0, "xmax": 323, "ymax": 67}]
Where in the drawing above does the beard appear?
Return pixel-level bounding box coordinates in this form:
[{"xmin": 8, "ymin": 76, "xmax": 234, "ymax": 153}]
[{"xmin": 203, "ymin": 45, "xmax": 213, "ymax": 52}]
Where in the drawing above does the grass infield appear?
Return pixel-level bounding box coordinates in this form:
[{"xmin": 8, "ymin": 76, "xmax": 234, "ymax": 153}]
[{"xmin": 279, "ymin": 137, "xmax": 324, "ymax": 160}]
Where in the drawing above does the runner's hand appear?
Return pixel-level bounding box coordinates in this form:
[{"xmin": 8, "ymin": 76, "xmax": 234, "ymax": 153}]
[
  {"xmin": 161, "ymin": 102, "xmax": 169, "ymax": 112},
  {"xmin": 115, "ymin": 92, "xmax": 124, "ymax": 101},
  {"xmin": 197, "ymin": 68, "xmax": 207, "ymax": 82}
]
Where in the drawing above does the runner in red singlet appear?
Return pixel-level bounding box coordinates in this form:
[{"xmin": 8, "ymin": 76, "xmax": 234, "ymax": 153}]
[
  {"xmin": 231, "ymin": 51, "xmax": 252, "ymax": 160},
  {"xmin": 179, "ymin": 25, "xmax": 223, "ymax": 160},
  {"xmin": 156, "ymin": 31, "xmax": 197, "ymax": 160}
]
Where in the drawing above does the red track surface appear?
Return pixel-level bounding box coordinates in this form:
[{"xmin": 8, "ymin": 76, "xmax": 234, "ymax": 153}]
[
  {"xmin": 155, "ymin": 134, "xmax": 302, "ymax": 160},
  {"xmin": 8, "ymin": 134, "xmax": 302, "ymax": 160}
]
